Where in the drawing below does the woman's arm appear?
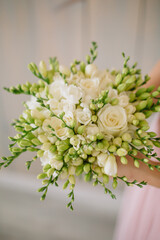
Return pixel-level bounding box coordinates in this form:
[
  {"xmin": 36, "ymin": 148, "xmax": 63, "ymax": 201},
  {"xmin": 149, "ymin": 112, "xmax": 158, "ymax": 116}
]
[{"xmin": 117, "ymin": 61, "xmax": 160, "ymax": 188}]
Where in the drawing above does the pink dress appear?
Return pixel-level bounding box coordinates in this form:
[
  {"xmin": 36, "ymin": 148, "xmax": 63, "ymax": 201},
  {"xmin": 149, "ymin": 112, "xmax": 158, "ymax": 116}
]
[{"xmin": 114, "ymin": 114, "xmax": 160, "ymax": 240}]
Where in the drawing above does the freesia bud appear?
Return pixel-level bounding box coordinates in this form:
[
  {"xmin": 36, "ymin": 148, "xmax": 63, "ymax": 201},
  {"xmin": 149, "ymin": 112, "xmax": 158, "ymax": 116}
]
[{"xmin": 104, "ymin": 154, "xmax": 117, "ymax": 177}]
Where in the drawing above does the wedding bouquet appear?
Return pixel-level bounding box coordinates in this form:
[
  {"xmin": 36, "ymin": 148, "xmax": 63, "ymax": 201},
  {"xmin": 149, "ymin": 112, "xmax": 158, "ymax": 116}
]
[{"xmin": 1, "ymin": 42, "xmax": 160, "ymax": 210}]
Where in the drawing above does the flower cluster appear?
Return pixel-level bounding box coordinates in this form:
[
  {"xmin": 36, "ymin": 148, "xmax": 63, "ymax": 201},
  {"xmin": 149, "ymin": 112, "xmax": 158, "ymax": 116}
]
[{"xmin": 1, "ymin": 42, "xmax": 160, "ymax": 210}]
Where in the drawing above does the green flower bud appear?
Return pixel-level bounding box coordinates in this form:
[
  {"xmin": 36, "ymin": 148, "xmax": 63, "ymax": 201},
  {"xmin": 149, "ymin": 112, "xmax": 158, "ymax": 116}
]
[
  {"xmin": 77, "ymin": 125, "xmax": 86, "ymax": 135},
  {"xmin": 89, "ymin": 103, "xmax": 96, "ymax": 110},
  {"xmin": 132, "ymin": 119, "xmax": 139, "ymax": 126},
  {"xmin": 54, "ymin": 154, "xmax": 63, "ymax": 161},
  {"xmin": 147, "ymin": 98, "xmax": 153, "ymax": 108},
  {"xmin": 80, "ymin": 153, "xmax": 87, "ymax": 159},
  {"xmin": 97, "ymin": 133, "xmax": 104, "ymax": 140},
  {"xmin": 43, "ymin": 164, "xmax": 51, "ymax": 173},
  {"xmin": 132, "ymin": 139, "xmax": 142, "ymax": 146},
  {"xmin": 84, "ymin": 172, "xmax": 92, "ymax": 182},
  {"xmin": 63, "ymin": 180, "xmax": 69, "ymax": 189},
  {"xmin": 49, "ymin": 145, "xmax": 57, "ymax": 153},
  {"xmin": 57, "ymin": 143, "xmax": 69, "ymax": 152},
  {"xmin": 39, "ymin": 61, "xmax": 47, "ymax": 77},
  {"xmin": 153, "ymin": 141, "xmax": 160, "ymax": 148},
  {"xmin": 134, "ymin": 159, "xmax": 140, "ymax": 168},
  {"xmin": 134, "ymin": 112, "xmax": 146, "ymax": 120},
  {"xmin": 115, "ymin": 73, "xmax": 122, "ymax": 86},
  {"xmin": 122, "ymin": 142, "xmax": 130, "ymax": 151},
  {"xmin": 37, "ymin": 173, "xmax": 47, "ymax": 179},
  {"xmin": 117, "ymin": 83, "xmax": 126, "ymax": 93},
  {"xmin": 102, "ymin": 139, "xmax": 109, "ymax": 148},
  {"xmin": 129, "ymin": 92, "xmax": 136, "ymax": 102},
  {"xmin": 147, "ymin": 85, "xmax": 155, "ymax": 92},
  {"xmin": 117, "ymin": 148, "xmax": 128, "ymax": 156},
  {"xmin": 42, "ymin": 180, "xmax": 50, "ymax": 185},
  {"xmin": 69, "ymin": 175, "xmax": 75, "ymax": 185},
  {"xmin": 75, "ymin": 165, "xmax": 83, "ymax": 176},
  {"xmin": 136, "ymin": 100, "xmax": 147, "ymax": 111},
  {"xmin": 67, "ymin": 129, "xmax": 74, "ymax": 137},
  {"xmin": 111, "ymin": 98, "xmax": 119, "ymax": 106},
  {"xmin": 155, "ymin": 105, "xmax": 160, "ymax": 112},
  {"xmin": 143, "ymin": 158, "xmax": 149, "ymax": 163},
  {"xmin": 80, "ymin": 61, "xmax": 86, "ymax": 73},
  {"xmin": 70, "ymin": 136, "xmax": 79, "ymax": 146},
  {"xmin": 122, "ymin": 67, "xmax": 129, "ymax": 75},
  {"xmin": 35, "ymin": 119, "xmax": 42, "ymax": 127},
  {"xmin": 112, "ymin": 179, "xmax": 118, "ymax": 189},
  {"xmin": 138, "ymin": 92, "xmax": 150, "ymax": 100},
  {"xmin": 24, "ymin": 125, "xmax": 32, "ymax": 131},
  {"xmin": 91, "ymin": 115, "xmax": 97, "ymax": 122},
  {"xmin": 83, "ymin": 163, "xmax": 91, "ymax": 173},
  {"xmin": 19, "ymin": 139, "xmax": 32, "ymax": 147},
  {"xmin": 139, "ymin": 120, "xmax": 149, "ymax": 131},
  {"xmin": 37, "ymin": 150, "xmax": 44, "ymax": 157},
  {"xmin": 86, "ymin": 55, "xmax": 91, "ymax": 64},
  {"xmin": 152, "ymin": 91, "xmax": 159, "ymax": 97},
  {"xmin": 122, "ymin": 133, "xmax": 132, "ymax": 143},
  {"xmin": 47, "ymin": 168, "xmax": 55, "ymax": 177},
  {"xmin": 103, "ymin": 174, "xmax": 109, "ymax": 184},
  {"xmin": 97, "ymin": 103, "xmax": 104, "ymax": 108},
  {"xmin": 69, "ymin": 147, "xmax": 76, "ymax": 155},
  {"xmin": 136, "ymin": 88, "xmax": 146, "ymax": 97},
  {"xmin": 88, "ymin": 156, "xmax": 96, "ymax": 163},
  {"xmin": 144, "ymin": 110, "xmax": 152, "ymax": 118},
  {"xmin": 113, "ymin": 137, "xmax": 122, "ymax": 147},
  {"xmin": 11, "ymin": 147, "xmax": 22, "ymax": 153},
  {"xmin": 64, "ymin": 154, "xmax": 70, "ymax": 163},
  {"xmin": 120, "ymin": 156, "xmax": 128, "ymax": 164},
  {"xmin": 31, "ymin": 138, "xmax": 42, "ymax": 146},
  {"xmin": 97, "ymin": 142, "xmax": 104, "ymax": 150},
  {"xmin": 148, "ymin": 132, "xmax": 157, "ymax": 137},
  {"xmin": 89, "ymin": 135, "xmax": 97, "ymax": 141},
  {"xmin": 108, "ymin": 145, "xmax": 117, "ymax": 153}
]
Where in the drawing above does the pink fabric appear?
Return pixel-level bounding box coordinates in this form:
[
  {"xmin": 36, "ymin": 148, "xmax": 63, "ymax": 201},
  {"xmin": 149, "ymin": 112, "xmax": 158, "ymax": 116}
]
[{"xmin": 114, "ymin": 114, "xmax": 160, "ymax": 240}]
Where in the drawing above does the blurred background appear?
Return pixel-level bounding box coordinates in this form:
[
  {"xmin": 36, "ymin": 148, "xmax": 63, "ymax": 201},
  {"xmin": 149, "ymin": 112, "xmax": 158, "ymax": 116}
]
[{"xmin": 0, "ymin": 0, "xmax": 160, "ymax": 239}]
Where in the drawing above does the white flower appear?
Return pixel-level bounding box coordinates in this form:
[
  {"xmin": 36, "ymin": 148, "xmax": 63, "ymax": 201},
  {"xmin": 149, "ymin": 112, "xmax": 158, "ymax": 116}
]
[
  {"xmin": 26, "ymin": 96, "xmax": 41, "ymax": 110},
  {"xmin": 76, "ymin": 107, "xmax": 91, "ymax": 125},
  {"xmin": 86, "ymin": 124, "xmax": 99, "ymax": 136},
  {"xmin": 97, "ymin": 153, "xmax": 108, "ymax": 167},
  {"xmin": 79, "ymin": 78, "xmax": 99, "ymax": 98},
  {"xmin": 64, "ymin": 85, "xmax": 83, "ymax": 104},
  {"xmin": 118, "ymin": 93, "xmax": 129, "ymax": 107},
  {"xmin": 98, "ymin": 71, "xmax": 115, "ymax": 93},
  {"xmin": 98, "ymin": 104, "xmax": 128, "ymax": 136},
  {"xmin": 108, "ymin": 87, "xmax": 118, "ymax": 99},
  {"xmin": 85, "ymin": 64, "xmax": 98, "ymax": 77},
  {"xmin": 49, "ymin": 80, "xmax": 67, "ymax": 100},
  {"xmin": 42, "ymin": 117, "xmax": 68, "ymax": 140},
  {"xmin": 50, "ymin": 158, "xmax": 63, "ymax": 170},
  {"xmin": 40, "ymin": 150, "xmax": 55, "ymax": 166},
  {"xmin": 125, "ymin": 104, "xmax": 136, "ymax": 115},
  {"xmin": 59, "ymin": 65, "xmax": 70, "ymax": 76},
  {"xmin": 104, "ymin": 154, "xmax": 117, "ymax": 176}
]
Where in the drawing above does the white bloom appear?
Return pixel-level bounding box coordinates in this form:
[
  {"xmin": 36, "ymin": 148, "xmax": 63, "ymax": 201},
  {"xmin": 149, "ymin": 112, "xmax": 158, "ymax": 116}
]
[
  {"xmin": 47, "ymin": 99, "xmax": 62, "ymax": 115},
  {"xmin": 64, "ymin": 85, "xmax": 83, "ymax": 104},
  {"xmin": 108, "ymin": 87, "xmax": 118, "ymax": 99},
  {"xmin": 98, "ymin": 71, "xmax": 115, "ymax": 93},
  {"xmin": 26, "ymin": 96, "xmax": 40, "ymax": 110},
  {"xmin": 42, "ymin": 117, "xmax": 68, "ymax": 140},
  {"xmin": 59, "ymin": 65, "xmax": 70, "ymax": 76},
  {"xmin": 98, "ymin": 104, "xmax": 128, "ymax": 136},
  {"xmin": 50, "ymin": 159, "xmax": 63, "ymax": 170},
  {"xmin": 118, "ymin": 93, "xmax": 129, "ymax": 107},
  {"xmin": 125, "ymin": 104, "xmax": 136, "ymax": 115},
  {"xmin": 104, "ymin": 154, "xmax": 117, "ymax": 176},
  {"xmin": 97, "ymin": 153, "xmax": 108, "ymax": 167},
  {"xmin": 79, "ymin": 78, "xmax": 99, "ymax": 98},
  {"xmin": 40, "ymin": 150, "xmax": 55, "ymax": 166},
  {"xmin": 49, "ymin": 80, "xmax": 67, "ymax": 100},
  {"xmin": 85, "ymin": 64, "xmax": 98, "ymax": 77},
  {"xmin": 86, "ymin": 124, "xmax": 99, "ymax": 136},
  {"xmin": 76, "ymin": 108, "xmax": 91, "ymax": 125}
]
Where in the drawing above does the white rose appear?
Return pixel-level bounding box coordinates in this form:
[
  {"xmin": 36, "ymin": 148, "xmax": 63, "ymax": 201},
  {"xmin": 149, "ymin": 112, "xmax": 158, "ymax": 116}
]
[
  {"xmin": 98, "ymin": 105, "xmax": 128, "ymax": 136},
  {"xmin": 79, "ymin": 78, "xmax": 99, "ymax": 98},
  {"xmin": 104, "ymin": 154, "xmax": 117, "ymax": 176},
  {"xmin": 97, "ymin": 153, "xmax": 108, "ymax": 167},
  {"xmin": 76, "ymin": 107, "xmax": 91, "ymax": 125}
]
